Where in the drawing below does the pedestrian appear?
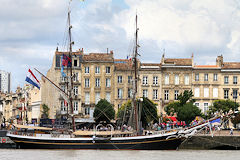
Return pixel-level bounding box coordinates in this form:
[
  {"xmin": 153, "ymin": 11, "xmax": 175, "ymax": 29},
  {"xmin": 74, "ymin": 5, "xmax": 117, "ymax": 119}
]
[{"xmin": 230, "ymin": 128, "xmax": 233, "ymax": 136}]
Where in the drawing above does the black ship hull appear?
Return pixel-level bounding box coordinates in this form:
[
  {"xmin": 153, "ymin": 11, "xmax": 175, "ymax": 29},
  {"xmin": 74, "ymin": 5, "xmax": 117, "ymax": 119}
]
[{"xmin": 7, "ymin": 133, "xmax": 185, "ymax": 150}]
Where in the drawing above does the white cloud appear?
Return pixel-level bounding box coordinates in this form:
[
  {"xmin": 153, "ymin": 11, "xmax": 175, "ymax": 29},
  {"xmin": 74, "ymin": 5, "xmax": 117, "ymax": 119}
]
[
  {"xmin": 116, "ymin": 0, "xmax": 240, "ymax": 60},
  {"xmin": 1, "ymin": 0, "xmax": 240, "ymax": 91}
]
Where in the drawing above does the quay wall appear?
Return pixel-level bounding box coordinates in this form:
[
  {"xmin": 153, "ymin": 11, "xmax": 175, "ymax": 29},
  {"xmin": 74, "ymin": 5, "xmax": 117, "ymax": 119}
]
[
  {"xmin": 0, "ymin": 130, "xmax": 16, "ymax": 148},
  {"xmin": 180, "ymin": 130, "xmax": 240, "ymax": 150}
]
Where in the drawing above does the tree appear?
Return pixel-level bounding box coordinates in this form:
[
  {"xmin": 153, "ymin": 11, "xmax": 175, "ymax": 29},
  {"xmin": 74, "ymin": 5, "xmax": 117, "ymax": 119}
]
[
  {"xmin": 93, "ymin": 99, "xmax": 115, "ymax": 123},
  {"xmin": 207, "ymin": 99, "xmax": 239, "ymax": 118},
  {"xmin": 41, "ymin": 104, "xmax": 50, "ymax": 119},
  {"xmin": 117, "ymin": 100, "xmax": 132, "ymax": 125},
  {"xmin": 141, "ymin": 97, "xmax": 158, "ymax": 127},
  {"xmin": 231, "ymin": 113, "xmax": 240, "ymax": 127},
  {"xmin": 165, "ymin": 90, "xmax": 202, "ymax": 125},
  {"xmin": 117, "ymin": 98, "xmax": 158, "ymax": 128},
  {"xmin": 177, "ymin": 103, "xmax": 202, "ymax": 124}
]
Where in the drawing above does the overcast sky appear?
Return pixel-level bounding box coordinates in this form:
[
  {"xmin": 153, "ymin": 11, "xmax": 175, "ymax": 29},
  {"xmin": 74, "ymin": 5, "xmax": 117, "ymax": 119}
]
[{"xmin": 1, "ymin": 0, "xmax": 240, "ymax": 92}]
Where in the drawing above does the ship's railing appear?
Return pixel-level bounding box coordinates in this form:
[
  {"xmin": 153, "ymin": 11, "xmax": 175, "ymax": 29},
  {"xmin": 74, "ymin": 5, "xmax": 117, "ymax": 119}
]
[
  {"xmin": 8, "ymin": 131, "xmax": 71, "ymax": 138},
  {"xmin": 144, "ymin": 128, "xmax": 183, "ymax": 136}
]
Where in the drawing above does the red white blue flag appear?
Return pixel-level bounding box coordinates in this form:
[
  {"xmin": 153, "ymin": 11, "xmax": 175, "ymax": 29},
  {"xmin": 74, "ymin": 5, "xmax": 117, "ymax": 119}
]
[
  {"xmin": 25, "ymin": 69, "xmax": 40, "ymax": 89},
  {"xmin": 62, "ymin": 54, "xmax": 71, "ymax": 67}
]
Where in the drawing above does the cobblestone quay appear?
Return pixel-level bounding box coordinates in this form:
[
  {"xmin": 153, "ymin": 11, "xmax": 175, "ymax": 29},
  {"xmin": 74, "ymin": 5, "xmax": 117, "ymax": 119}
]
[{"xmin": 180, "ymin": 130, "xmax": 240, "ymax": 150}]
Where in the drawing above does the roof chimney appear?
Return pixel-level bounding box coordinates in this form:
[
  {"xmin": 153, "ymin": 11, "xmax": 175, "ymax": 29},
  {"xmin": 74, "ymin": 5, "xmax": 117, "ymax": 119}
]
[{"xmin": 216, "ymin": 55, "xmax": 223, "ymax": 67}]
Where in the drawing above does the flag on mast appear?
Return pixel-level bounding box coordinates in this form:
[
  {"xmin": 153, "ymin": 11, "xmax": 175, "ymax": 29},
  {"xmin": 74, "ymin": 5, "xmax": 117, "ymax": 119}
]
[
  {"xmin": 62, "ymin": 54, "xmax": 71, "ymax": 67},
  {"xmin": 25, "ymin": 69, "xmax": 40, "ymax": 89},
  {"xmin": 61, "ymin": 56, "xmax": 67, "ymax": 77}
]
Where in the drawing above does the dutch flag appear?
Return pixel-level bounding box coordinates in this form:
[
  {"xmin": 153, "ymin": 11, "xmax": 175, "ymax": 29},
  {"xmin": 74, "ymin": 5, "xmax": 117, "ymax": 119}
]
[{"xmin": 25, "ymin": 69, "xmax": 40, "ymax": 89}]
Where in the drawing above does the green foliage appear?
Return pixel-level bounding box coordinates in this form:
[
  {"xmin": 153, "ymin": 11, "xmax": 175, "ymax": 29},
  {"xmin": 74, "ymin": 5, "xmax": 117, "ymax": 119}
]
[
  {"xmin": 141, "ymin": 97, "xmax": 158, "ymax": 127},
  {"xmin": 93, "ymin": 99, "xmax": 115, "ymax": 123},
  {"xmin": 41, "ymin": 104, "xmax": 49, "ymax": 118},
  {"xmin": 207, "ymin": 99, "xmax": 239, "ymax": 118},
  {"xmin": 165, "ymin": 90, "xmax": 202, "ymax": 125},
  {"xmin": 117, "ymin": 100, "xmax": 132, "ymax": 125},
  {"xmin": 117, "ymin": 98, "xmax": 158, "ymax": 128},
  {"xmin": 177, "ymin": 90, "xmax": 195, "ymax": 105},
  {"xmin": 177, "ymin": 102, "xmax": 202, "ymax": 124},
  {"xmin": 231, "ymin": 113, "xmax": 240, "ymax": 125}
]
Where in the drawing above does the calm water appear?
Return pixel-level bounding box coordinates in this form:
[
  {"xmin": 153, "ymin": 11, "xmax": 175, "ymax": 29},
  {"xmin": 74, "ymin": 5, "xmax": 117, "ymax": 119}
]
[{"xmin": 1, "ymin": 149, "xmax": 239, "ymax": 160}]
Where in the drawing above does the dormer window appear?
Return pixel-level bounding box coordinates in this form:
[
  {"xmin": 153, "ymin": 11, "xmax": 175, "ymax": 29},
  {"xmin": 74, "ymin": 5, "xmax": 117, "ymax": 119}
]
[{"xmin": 74, "ymin": 59, "xmax": 78, "ymax": 67}]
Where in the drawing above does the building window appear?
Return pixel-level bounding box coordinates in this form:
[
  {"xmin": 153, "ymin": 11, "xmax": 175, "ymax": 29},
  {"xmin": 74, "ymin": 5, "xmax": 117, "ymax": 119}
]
[
  {"xmin": 95, "ymin": 78, "xmax": 100, "ymax": 87},
  {"xmin": 174, "ymin": 90, "xmax": 179, "ymax": 100},
  {"xmin": 128, "ymin": 76, "xmax": 132, "ymax": 84},
  {"xmin": 106, "ymin": 78, "xmax": 111, "ymax": 87},
  {"xmin": 85, "ymin": 66, "xmax": 89, "ymax": 74},
  {"xmin": 214, "ymin": 74, "xmax": 218, "ymax": 81},
  {"xmin": 73, "ymin": 101, "xmax": 78, "ymax": 111},
  {"xmin": 213, "ymin": 88, "xmax": 218, "ymax": 98},
  {"xmin": 73, "ymin": 72, "xmax": 78, "ymax": 82},
  {"xmin": 118, "ymin": 104, "xmax": 122, "ymax": 110},
  {"xmin": 73, "ymin": 86, "xmax": 78, "ymax": 95},
  {"xmin": 118, "ymin": 76, "xmax": 123, "ymax": 83},
  {"xmin": 233, "ymin": 89, "xmax": 238, "ymax": 99},
  {"xmin": 204, "ymin": 88, "xmax": 209, "ymax": 97},
  {"xmin": 195, "ymin": 88, "xmax": 200, "ymax": 97},
  {"xmin": 85, "ymin": 92, "xmax": 90, "ymax": 104},
  {"xmin": 142, "ymin": 76, "xmax": 148, "ymax": 85},
  {"xmin": 195, "ymin": 73, "xmax": 199, "ymax": 81},
  {"xmin": 85, "ymin": 107, "xmax": 90, "ymax": 115},
  {"xmin": 164, "ymin": 90, "xmax": 169, "ymax": 100},
  {"xmin": 95, "ymin": 92, "xmax": 100, "ymax": 104},
  {"xmin": 118, "ymin": 88, "xmax": 123, "ymax": 99},
  {"xmin": 61, "ymin": 85, "xmax": 65, "ymax": 92},
  {"xmin": 185, "ymin": 74, "xmax": 189, "ymax": 85},
  {"xmin": 61, "ymin": 76, "xmax": 66, "ymax": 82},
  {"xmin": 106, "ymin": 92, "xmax": 111, "ymax": 102},
  {"xmin": 85, "ymin": 78, "xmax": 90, "ymax": 87},
  {"xmin": 95, "ymin": 66, "xmax": 100, "ymax": 74},
  {"xmin": 106, "ymin": 66, "xmax": 110, "ymax": 74},
  {"xmin": 204, "ymin": 103, "xmax": 209, "ymax": 115},
  {"xmin": 204, "ymin": 74, "xmax": 208, "ymax": 81},
  {"xmin": 224, "ymin": 90, "xmax": 229, "ymax": 99},
  {"xmin": 195, "ymin": 103, "xmax": 200, "ymax": 108},
  {"xmin": 74, "ymin": 59, "xmax": 78, "ymax": 67},
  {"xmin": 224, "ymin": 76, "xmax": 229, "ymax": 84},
  {"xmin": 165, "ymin": 74, "xmax": 169, "ymax": 85},
  {"xmin": 128, "ymin": 88, "xmax": 132, "ymax": 98},
  {"xmin": 175, "ymin": 74, "xmax": 179, "ymax": 85},
  {"xmin": 153, "ymin": 89, "xmax": 158, "ymax": 100},
  {"xmin": 233, "ymin": 76, "xmax": 238, "ymax": 84},
  {"xmin": 143, "ymin": 89, "xmax": 148, "ymax": 98},
  {"xmin": 61, "ymin": 101, "xmax": 66, "ymax": 111},
  {"xmin": 153, "ymin": 76, "xmax": 158, "ymax": 85}
]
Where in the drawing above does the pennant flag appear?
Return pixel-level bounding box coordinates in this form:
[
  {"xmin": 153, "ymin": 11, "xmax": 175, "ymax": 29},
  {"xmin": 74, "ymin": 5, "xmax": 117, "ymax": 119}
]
[
  {"xmin": 61, "ymin": 56, "xmax": 67, "ymax": 77},
  {"xmin": 62, "ymin": 54, "xmax": 71, "ymax": 67},
  {"xmin": 25, "ymin": 69, "xmax": 40, "ymax": 89}
]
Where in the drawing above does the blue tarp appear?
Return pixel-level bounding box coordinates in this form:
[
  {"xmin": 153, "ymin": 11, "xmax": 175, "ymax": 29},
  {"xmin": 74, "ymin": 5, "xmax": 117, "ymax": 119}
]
[{"xmin": 210, "ymin": 118, "xmax": 221, "ymax": 123}]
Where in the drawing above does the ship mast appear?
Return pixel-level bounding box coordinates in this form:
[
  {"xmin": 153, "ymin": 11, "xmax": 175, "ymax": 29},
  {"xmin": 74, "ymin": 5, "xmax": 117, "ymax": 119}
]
[
  {"xmin": 67, "ymin": 8, "xmax": 76, "ymax": 132},
  {"xmin": 132, "ymin": 14, "xmax": 139, "ymax": 135}
]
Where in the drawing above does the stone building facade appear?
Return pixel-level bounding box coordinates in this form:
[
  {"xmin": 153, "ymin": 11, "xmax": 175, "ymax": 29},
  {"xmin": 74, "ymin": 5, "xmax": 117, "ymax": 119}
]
[
  {"xmin": 0, "ymin": 84, "xmax": 41, "ymax": 124},
  {"xmin": 41, "ymin": 49, "xmax": 240, "ymax": 121}
]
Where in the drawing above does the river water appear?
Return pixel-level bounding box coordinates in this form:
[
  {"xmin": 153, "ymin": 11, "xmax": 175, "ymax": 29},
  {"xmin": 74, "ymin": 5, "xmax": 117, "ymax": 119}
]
[{"xmin": 1, "ymin": 149, "xmax": 239, "ymax": 160}]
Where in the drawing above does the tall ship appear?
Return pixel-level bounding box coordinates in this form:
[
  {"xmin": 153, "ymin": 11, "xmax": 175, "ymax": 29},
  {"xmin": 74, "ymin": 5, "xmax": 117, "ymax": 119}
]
[{"xmin": 7, "ymin": 1, "xmax": 217, "ymax": 150}]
